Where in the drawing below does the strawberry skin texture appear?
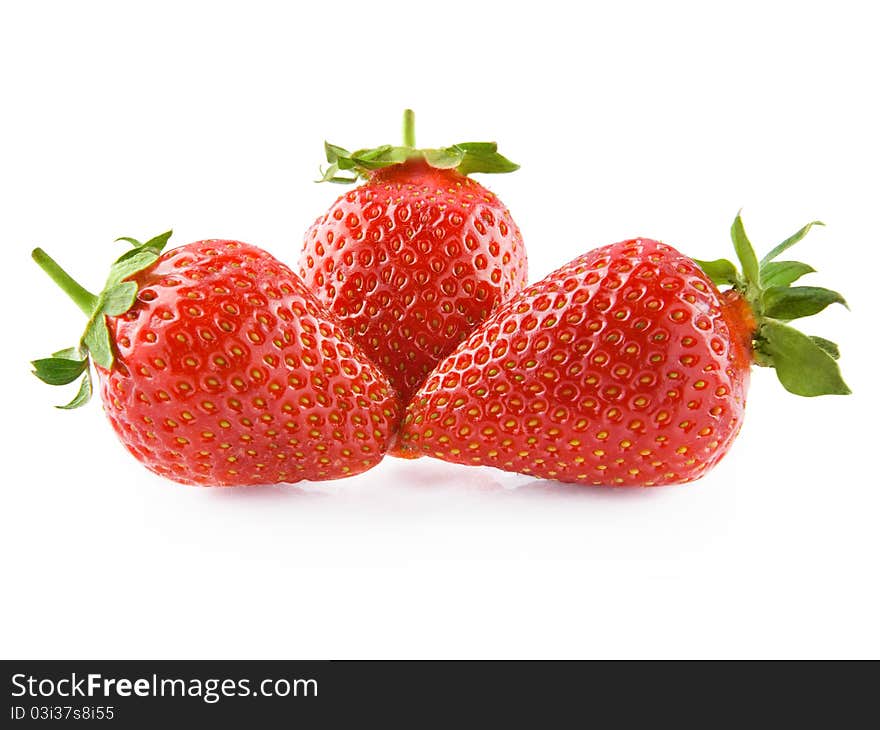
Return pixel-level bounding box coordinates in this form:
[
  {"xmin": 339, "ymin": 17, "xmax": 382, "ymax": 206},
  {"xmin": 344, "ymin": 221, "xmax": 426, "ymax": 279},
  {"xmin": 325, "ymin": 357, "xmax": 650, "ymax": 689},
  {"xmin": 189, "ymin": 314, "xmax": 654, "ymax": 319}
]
[
  {"xmin": 99, "ymin": 240, "xmax": 399, "ymax": 486},
  {"xmin": 300, "ymin": 159, "xmax": 528, "ymax": 403},
  {"xmin": 398, "ymin": 239, "xmax": 754, "ymax": 486}
]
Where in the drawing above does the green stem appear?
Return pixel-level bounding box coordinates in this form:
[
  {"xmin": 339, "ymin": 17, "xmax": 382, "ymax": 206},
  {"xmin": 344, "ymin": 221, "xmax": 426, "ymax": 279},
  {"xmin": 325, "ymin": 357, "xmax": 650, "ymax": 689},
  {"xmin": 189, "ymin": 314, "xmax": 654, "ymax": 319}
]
[
  {"xmin": 402, "ymin": 109, "xmax": 416, "ymax": 148},
  {"xmin": 32, "ymin": 248, "xmax": 98, "ymax": 316}
]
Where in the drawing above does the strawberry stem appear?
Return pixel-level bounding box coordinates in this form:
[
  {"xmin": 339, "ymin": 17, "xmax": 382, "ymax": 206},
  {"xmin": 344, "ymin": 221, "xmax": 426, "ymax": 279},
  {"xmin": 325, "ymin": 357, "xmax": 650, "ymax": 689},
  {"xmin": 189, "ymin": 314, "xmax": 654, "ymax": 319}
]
[
  {"xmin": 319, "ymin": 110, "xmax": 519, "ymax": 183},
  {"xmin": 693, "ymin": 213, "xmax": 849, "ymax": 397},
  {"xmin": 402, "ymin": 108, "xmax": 416, "ymax": 148},
  {"xmin": 32, "ymin": 247, "xmax": 97, "ymax": 316},
  {"xmin": 32, "ymin": 232, "xmax": 173, "ymax": 408}
]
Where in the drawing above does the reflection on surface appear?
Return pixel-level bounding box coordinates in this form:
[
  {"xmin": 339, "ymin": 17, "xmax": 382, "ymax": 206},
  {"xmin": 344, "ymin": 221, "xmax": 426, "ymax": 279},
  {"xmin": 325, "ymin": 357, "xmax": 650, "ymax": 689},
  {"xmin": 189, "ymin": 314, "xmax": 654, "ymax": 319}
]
[{"xmin": 203, "ymin": 455, "xmax": 675, "ymax": 503}]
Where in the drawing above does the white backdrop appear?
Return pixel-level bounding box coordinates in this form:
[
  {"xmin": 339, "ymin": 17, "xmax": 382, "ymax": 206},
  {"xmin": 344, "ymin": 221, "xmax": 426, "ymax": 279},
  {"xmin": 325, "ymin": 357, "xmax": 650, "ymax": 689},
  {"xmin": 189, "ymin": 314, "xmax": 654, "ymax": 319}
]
[{"xmin": 1, "ymin": 0, "xmax": 877, "ymax": 658}]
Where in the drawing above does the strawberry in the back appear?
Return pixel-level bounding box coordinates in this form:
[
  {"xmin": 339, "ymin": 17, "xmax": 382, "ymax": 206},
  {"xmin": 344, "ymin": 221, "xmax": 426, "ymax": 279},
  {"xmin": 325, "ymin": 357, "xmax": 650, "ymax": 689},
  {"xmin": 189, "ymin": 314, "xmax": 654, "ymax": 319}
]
[
  {"xmin": 300, "ymin": 110, "xmax": 527, "ymax": 403},
  {"xmin": 398, "ymin": 214, "xmax": 849, "ymax": 486},
  {"xmin": 32, "ymin": 233, "xmax": 399, "ymax": 486}
]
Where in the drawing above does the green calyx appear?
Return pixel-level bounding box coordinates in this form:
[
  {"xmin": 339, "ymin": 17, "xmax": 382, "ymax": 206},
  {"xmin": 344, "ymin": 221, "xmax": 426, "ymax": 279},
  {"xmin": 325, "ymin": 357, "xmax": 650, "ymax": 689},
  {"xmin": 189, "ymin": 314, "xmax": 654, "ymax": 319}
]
[
  {"xmin": 694, "ymin": 213, "xmax": 850, "ymax": 397},
  {"xmin": 31, "ymin": 231, "xmax": 173, "ymax": 408},
  {"xmin": 317, "ymin": 109, "xmax": 520, "ymax": 184}
]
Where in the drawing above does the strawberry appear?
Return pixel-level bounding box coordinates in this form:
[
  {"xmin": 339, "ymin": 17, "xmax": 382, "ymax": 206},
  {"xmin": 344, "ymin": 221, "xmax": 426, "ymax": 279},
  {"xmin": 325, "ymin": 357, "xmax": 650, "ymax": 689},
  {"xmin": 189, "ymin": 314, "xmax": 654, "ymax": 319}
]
[
  {"xmin": 397, "ymin": 214, "xmax": 849, "ymax": 486},
  {"xmin": 31, "ymin": 233, "xmax": 399, "ymax": 486},
  {"xmin": 300, "ymin": 109, "xmax": 528, "ymax": 404}
]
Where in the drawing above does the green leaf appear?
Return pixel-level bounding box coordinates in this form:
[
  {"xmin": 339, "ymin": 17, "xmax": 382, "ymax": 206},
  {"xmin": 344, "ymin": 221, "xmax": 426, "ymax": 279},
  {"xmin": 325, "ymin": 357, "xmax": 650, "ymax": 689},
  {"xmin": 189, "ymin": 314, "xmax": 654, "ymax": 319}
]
[
  {"xmin": 83, "ymin": 316, "xmax": 113, "ymax": 370},
  {"xmin": 455, "ymin": 142, "xmax": 519, "ymax": 175},
  {"xmin": 352, "ymin": 145, "xmax": 392, "ymax": 161},
  {"xmin": 100, "ymin": 281, "xmax": 139, "ymax": 316},
  {"xmin": 32, "ymin": 355, "xmax": 88, "ymax": 385},
  {"xmin": 730, "ymin": 212, "xmax": 760, "ymax": 288},
  {"xmin": 34, "ymin": 231, "xmax": 172, "ymax": 405},
  {"xmin": 324, "ymin": 142, "xmax": 350, "ymax": 164},
  {"xmin": 351, "ymin": 145, "xmax": 408, "ymax": 169},
  {"xmin": 141, "ymin": 230, "xmax": 173, "ymax": 255},
  {"xmin": 760, "ymin": 221, "xmax": 824, "ymax": 265},
  {"xmin": 318, "ymin": 163, "xmax": 337, "ymax": 181},
  {"xmin": 759, "ymin": 320, "xmax": 850, "ymax": 396},
  {"xmin": 693, "ymin": 258, "xmax": 739, "ymax": 286},
  {"xmin": 57, "ymin": 370, "xmax": 93, "ymax": 409},
  {"xmin": 316, "ymin": 117, "xmax": 519, "ymax": 184},
  {"xmin": 335, "ymin": 157, "xmax": 357, "ymax": 171},
  {"xmin": 107, "ymin": 232, "xmax": 170, "ymax": 288},
  {"xmin": 810, "ymin": 336, "xmax": 840, "ymax": 360},
  {"xmin": 113, "ymin": 231, "xmax": 171, "ymax": 264},
  {"xmin": 317, "ymin": 164, "xmax": 358, "ymax": 184},
  {"xmin": 316, "ymin": 113, "xmax": 520, "ymax": 184},
  {"xmin": 384, "ymin": 146, "xmax": 411, "ymax": 163},
  {"xmin": 763, "ymin": 285, "xmax": 848, "ymax": 320},
  {"xmin": 423, "ymin": 146, "xmax": 465, "ymax": 169},
  {"xmin": 455, "ymin": 142, "xmax": 499, "ymax": 154},
  {"xmin": 760, "ymin": 260, "xmax": 815, "ymax": 288},
  {"xmin": 105, "ymin": 250, "xmax": 160, "ymax": 287},
  {"xmin": 52, "ymin": 346, "xmax": 82, "ymax": 360}
]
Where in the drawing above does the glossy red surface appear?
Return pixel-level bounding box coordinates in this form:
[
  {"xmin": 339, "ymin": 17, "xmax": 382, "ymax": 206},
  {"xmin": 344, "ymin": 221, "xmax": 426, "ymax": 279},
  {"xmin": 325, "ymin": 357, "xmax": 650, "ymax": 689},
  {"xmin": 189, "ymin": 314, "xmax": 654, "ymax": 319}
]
[
  {"xmin": 300, "ymin": 160, "xmax": 527, "ymax": 403},
  {"xmin": 399, "ymin": 239, "xmax": 753, "ymax": 486},
  {"xmin": 100, "ymin": 241, "xmax": 399, "ymax": 486}
]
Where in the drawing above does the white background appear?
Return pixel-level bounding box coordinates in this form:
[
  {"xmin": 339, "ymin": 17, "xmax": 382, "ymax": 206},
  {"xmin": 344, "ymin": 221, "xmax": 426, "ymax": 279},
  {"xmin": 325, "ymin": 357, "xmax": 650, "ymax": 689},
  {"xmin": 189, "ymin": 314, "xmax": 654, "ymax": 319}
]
[{"xmin": 1, "ymin": 1, "xmax": 877, "ymax": 659}]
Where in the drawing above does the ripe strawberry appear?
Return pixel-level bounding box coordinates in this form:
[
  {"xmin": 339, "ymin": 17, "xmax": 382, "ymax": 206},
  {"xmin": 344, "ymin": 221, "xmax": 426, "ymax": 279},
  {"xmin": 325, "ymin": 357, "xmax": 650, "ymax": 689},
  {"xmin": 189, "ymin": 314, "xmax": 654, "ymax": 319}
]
[
  {"xmin": 32, "ymin": 233, "xmax": 399, "ymax": 486},
  {"xmin": 300, "ymin": 109, "xmax": 528, "ymax": 404},
  {"xmin": 397, "ymin": 214, "xmax": 849, "ymax": 486}
]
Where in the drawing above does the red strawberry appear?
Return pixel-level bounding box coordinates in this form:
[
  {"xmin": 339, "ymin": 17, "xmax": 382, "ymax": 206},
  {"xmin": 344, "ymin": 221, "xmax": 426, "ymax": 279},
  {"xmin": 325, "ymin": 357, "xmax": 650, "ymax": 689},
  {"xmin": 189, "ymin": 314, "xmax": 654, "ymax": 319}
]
[
  {"xmin": 300, "ymin": 109, "xmax": 527, "ymax": 404},
  {"xmin": 397, "ymin": 214, "xmax": 849, "ymax": 486},
  {"xmin": 32, "ymin": 233, "xmax": 399, "ymax": 486}
]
